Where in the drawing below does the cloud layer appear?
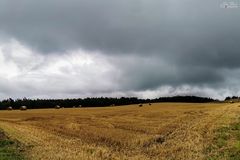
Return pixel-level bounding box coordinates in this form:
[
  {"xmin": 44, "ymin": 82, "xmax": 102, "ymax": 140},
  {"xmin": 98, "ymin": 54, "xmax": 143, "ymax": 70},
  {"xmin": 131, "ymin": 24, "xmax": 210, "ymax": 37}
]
[{"xmin": 0, "ymin": 0, "xmax": 240, "ymax": 100}]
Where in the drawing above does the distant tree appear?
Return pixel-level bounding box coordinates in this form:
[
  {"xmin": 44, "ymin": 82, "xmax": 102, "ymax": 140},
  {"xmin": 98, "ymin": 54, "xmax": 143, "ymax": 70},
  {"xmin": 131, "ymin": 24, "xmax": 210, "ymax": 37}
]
[
  {"xmin": 232, "ymin": 96, "xmax": 238, "ymax": 99},
  {"xmin": 225, "ymin": 97, "xmax": 231, "ymax": 101}
]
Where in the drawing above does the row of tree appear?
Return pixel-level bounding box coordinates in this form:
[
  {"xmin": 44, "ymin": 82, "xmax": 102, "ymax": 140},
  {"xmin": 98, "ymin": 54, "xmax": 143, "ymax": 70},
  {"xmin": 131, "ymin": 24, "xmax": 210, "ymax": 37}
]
[
  {"xmin": 225, "ymin": 96, "xmax": 240, "ymax": 101},
  {"xmin": 0, "ymin": 96, "xmax": 216, "ymax": 110}
]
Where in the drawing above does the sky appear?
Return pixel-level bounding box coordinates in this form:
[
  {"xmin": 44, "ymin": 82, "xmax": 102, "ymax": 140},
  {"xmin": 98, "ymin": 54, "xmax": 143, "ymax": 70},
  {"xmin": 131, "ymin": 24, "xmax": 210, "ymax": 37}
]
[{"xmin": 0, "ymin": 0, "xmax": 240, "ymax": 100}]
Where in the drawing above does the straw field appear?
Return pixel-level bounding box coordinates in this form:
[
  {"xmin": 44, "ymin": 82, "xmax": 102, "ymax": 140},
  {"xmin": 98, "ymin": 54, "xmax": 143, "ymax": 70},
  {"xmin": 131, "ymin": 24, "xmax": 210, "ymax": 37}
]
[{"xmin": 0, "ymin": 103, "xmax": 239, "ymax": 160}]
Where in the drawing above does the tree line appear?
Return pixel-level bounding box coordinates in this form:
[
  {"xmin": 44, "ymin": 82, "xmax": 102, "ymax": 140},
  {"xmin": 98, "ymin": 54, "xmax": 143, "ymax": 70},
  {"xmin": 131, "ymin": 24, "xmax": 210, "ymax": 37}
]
[
  {"xmin": 0, "ymin": 96, "xmax": 216, "ymax": 110},
  {"xmin": 225, "ymin": 96, "xmax": 240, "ymax": 101}
]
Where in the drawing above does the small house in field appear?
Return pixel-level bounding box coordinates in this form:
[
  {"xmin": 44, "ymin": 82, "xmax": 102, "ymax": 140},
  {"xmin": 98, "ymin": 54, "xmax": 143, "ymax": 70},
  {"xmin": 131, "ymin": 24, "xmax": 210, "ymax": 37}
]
[
  {"xmin": 78, "ymin": 105, "xmax": 82, "ymax": 108},
  {"xmin": 20, "ymin": 106, "xmax": 27, "ymax": 111},
  {"xmin": 55, "ymin": 105, "xmax": 61, "ymax": 109},
  {"xmin": 7, "ymin": 106, "xmax": 13, "ymax": 110}
]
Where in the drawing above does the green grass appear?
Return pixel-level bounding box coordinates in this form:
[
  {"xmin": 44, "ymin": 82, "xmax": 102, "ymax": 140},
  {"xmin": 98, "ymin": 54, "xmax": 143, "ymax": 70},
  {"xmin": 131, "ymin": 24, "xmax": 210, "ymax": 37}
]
[
  {"xmin": 206, "ymin": 118, "xmax": 240, "ymax": 160},
  {"xmin": 0, "ymin": 131, "xmax": 25, "ymax": 160}
]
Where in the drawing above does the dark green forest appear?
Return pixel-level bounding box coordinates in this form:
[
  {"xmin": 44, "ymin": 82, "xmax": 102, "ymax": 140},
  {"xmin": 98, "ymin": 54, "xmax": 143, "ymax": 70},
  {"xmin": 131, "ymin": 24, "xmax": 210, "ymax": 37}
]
[{"xmin": 0, "ymin": 96, "xmax": 216, "ymax": 110}]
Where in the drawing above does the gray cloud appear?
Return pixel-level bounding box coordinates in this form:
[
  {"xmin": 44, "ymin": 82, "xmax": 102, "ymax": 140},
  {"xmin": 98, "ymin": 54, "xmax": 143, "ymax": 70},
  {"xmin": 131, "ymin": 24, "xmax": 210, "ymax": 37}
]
[
  {"xmin": 0, "ymin": 0, "xmax": 240, "ymax": 99},
  {"xmin": 0, "ymin": 0, "xmax": 238, "ymax": 54}
]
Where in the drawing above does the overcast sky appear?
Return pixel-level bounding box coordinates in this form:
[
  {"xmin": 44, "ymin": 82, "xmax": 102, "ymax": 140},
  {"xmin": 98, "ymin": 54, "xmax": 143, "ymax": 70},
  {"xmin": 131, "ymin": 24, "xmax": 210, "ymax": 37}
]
[{"xmin": 0, "ymin": 0, "xmax": 240, "ymax": 100}]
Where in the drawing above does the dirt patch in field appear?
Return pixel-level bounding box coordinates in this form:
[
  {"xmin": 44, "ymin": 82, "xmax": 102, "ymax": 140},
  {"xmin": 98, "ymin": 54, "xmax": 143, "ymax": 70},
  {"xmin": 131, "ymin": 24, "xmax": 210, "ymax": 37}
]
[
  {"xmin": 24, "ymin": 116, "xmax": 52, "ymax": 121},
  {"xmin": 0, "ymin": 130, "xmax": 7, "ymax": 140}
]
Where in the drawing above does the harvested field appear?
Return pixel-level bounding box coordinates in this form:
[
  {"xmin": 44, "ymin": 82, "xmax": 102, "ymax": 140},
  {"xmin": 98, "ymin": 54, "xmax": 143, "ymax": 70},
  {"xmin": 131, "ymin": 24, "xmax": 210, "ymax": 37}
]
[{"xmin": 0, "ymin": 103, "xmax": 239, "ymax": 160}]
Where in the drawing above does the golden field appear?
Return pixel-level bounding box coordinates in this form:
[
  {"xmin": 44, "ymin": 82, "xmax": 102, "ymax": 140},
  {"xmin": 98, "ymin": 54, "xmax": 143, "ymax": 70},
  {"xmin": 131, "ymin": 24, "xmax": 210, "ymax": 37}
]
[{"xmin": 0, "ymin": 103, "xmax": 239, "ymax": 160}]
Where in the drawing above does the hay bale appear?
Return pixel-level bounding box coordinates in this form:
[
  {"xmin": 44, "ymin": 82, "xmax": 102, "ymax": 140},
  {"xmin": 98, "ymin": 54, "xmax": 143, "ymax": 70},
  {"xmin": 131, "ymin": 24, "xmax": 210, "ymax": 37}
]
[
  {"xmin": 55, "ymin": 105, "xmax": 61, "ymax": 109},
  {"xmin": 7, "ymin": 106, "xmax": 13, "ymax": 110},
  {"xmin": 20, "ymin": 106, "xmax": 27, "ymax": 111},
  {"xmin": 149, "ymin": 103, "xmax": 152, "ymax": 106},
  {"xmin": 139, "ymin": 104, "xmax": 143, "ymax": 107}
]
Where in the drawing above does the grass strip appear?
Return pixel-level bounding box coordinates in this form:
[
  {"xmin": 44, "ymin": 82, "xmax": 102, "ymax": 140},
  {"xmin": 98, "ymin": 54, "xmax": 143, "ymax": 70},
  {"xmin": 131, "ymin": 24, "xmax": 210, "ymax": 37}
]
[
  {"xmin": 0, "ymin": 130, "xmax": 25, "ymax": 160},
  {"xmin": 206, "ymin": 117, "xmax": 240, "ymax": 160}
]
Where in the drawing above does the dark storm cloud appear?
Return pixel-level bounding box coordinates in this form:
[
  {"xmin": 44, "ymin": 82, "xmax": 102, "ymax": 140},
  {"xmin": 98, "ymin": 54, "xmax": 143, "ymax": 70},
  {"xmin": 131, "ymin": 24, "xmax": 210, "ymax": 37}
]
[
  {"xmin": 112, "ymin": 55, "xmax": 224, "ymax": 91},
  {"xmin": 0, "ymin": 0, "xmax": 240, "ymax": 99},
  {"xmin": 0, "ymin": 0, "xmax": 238, "ymax": 55}
]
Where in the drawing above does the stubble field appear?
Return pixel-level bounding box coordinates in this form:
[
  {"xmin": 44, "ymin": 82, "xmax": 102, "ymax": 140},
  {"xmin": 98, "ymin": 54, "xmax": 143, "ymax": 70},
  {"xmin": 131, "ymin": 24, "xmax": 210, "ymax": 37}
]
[{"xmin": 0, "ymin": 103, "xmax": 239, "ymax": 160}]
